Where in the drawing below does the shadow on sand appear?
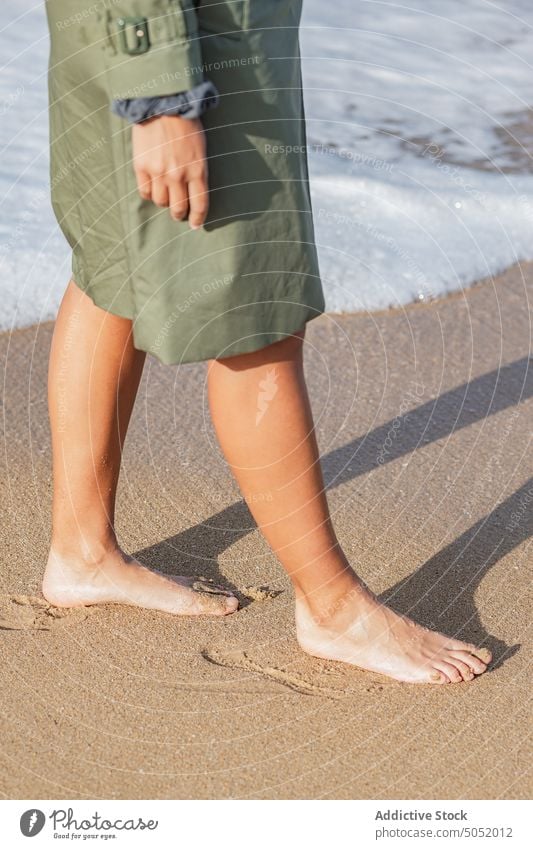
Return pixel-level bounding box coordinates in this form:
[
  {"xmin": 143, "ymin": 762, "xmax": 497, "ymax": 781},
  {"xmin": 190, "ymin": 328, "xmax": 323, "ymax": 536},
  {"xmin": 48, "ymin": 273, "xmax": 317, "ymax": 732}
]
[{"xmin": 135, "ymin": 355, "xmax": 532, "ymax": 663}]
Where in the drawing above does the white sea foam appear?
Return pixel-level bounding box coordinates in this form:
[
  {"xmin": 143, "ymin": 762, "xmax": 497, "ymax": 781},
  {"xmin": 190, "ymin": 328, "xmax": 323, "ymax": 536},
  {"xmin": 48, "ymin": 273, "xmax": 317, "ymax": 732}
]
[{"xmin": 1, "ymin": 0, "xmax": 533, "ymax": 330}]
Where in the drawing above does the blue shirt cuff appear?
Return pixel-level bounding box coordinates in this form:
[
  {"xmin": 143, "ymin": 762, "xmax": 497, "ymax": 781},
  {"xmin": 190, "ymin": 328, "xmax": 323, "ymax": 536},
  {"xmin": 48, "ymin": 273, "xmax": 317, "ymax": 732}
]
[{"xmin": 111, "ymin": 80, "xmax": 219, "ymax": 123}]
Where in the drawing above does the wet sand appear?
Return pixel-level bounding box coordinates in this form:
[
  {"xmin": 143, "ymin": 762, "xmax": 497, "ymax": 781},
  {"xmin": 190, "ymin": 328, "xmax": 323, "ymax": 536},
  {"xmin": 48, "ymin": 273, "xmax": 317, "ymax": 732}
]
[{"xmin": 0, "ymin": 263, "xmax": 531, "ymax": 799}]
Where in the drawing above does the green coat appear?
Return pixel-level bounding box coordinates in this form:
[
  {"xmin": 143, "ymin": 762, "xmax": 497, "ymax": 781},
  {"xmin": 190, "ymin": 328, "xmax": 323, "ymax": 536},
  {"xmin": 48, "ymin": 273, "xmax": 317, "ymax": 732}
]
[{"xmin": 45, "ymin": 1, "xmax": 325, "ymax": 364}]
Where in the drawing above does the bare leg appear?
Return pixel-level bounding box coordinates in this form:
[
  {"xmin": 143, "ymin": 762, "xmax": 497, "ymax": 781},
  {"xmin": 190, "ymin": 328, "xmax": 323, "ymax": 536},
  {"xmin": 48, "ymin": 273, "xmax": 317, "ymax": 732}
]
[
  {"xmin": 207, "ymin": 330, "xmax": 492, "ymax": 683},
  {"xmin": 43, "ymin": 281, "xmax": 237, "ymax": 616}
]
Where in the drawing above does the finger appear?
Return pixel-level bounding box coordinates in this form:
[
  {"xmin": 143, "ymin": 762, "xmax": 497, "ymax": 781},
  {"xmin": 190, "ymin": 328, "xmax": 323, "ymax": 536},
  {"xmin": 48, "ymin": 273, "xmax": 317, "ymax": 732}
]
[
  {"xmin": 187, "ymin": 177, "xmax": 209, "ymax": 229},
  {"xmin": 168, "ymin": 179, "xmax": 189, "ymax": 221},
  {"xmin": 151, "ymin": 177, "xmax": 169, "ymax": 208},
  {"xmin": 135, "ymin": 169, "xmax": 152, "ymax": 201}
]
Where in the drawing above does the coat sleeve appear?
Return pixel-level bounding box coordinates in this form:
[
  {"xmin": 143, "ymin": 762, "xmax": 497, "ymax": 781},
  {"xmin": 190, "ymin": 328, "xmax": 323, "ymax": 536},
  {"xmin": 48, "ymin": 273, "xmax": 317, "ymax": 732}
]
[{"xmin": 101, "ymin": 1, "xmax": 204, "ymax": 101}]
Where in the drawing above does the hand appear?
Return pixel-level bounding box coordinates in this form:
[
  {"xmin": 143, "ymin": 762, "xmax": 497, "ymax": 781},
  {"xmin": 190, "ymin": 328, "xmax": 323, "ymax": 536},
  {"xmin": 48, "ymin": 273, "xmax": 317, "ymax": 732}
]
[{"xmin": 132, "ymin": 115, "xmax": 209, "ymax": 229}]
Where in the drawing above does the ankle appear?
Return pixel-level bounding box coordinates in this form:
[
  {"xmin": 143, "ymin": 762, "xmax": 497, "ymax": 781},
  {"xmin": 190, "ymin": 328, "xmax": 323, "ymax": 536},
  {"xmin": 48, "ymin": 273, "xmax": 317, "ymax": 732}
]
[
  {"xmin": 48, "ymin": 533, "xmax": 119, "ymax": 567},
  {"xmin": 293, "ymin": 570, "xmax": 368, "ymax": 625}
]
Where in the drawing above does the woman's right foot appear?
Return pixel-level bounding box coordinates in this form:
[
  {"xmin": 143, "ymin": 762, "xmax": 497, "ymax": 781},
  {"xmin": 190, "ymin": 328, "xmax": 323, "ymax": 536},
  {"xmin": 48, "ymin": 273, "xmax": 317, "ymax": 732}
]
[
  {"xmin": 43, "ymin": 545, "xmax": 238, "ymax": 616},
  {"xmin": 295, "ymin": 581, "xmax": 492, "ymax": 684}
]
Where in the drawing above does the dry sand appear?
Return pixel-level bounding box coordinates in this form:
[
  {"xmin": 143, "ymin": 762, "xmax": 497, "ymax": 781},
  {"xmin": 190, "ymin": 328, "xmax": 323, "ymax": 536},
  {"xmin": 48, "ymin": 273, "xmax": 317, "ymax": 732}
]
[{"xmin": 1, "ymin": 263, "xmax": 531, "ymax": 799}]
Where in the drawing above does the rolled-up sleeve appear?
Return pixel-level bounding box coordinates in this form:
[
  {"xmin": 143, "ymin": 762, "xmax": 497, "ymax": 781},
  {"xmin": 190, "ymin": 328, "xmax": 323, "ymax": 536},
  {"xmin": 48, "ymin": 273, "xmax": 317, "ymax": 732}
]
[
  {"xmin": 102, "ymin": 1, "xmax": 204, "ymax": 101},
  {"xmin": 111, "ymin": 79, "xmax": 220, "ymax": 123}
]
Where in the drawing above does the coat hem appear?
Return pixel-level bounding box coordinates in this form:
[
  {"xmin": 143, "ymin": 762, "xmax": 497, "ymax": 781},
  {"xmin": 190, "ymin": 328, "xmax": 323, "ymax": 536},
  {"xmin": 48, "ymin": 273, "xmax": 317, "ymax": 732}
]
[
  {"xmin": 70, "ymin": 270, "xmax": 137, "ymax": 323},
  {"xmin": 70, "ymin": 272, "xmax": 325, "ymax": 366},
  {"xmin": 137, "ymin": 301, "xmax": 325, "ymax": 366}
]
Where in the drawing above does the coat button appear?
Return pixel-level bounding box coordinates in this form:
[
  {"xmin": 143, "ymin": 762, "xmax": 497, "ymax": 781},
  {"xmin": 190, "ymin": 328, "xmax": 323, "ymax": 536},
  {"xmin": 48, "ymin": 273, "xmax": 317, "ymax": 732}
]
[{"xmin": 116, "ymin": 16, "xmax": 151, "ymax": 55}]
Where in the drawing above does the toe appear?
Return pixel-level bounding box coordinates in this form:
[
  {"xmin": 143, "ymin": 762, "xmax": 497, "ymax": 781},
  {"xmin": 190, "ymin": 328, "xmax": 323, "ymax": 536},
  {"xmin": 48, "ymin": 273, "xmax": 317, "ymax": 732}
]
[
  {"xmin": 224, "ymin": 594, "xmax": 239, "ymax": 614},
  {"xmin": 213, "ymin": 593, "xmax": 239, "ymax": 615},
  {"xmin": 432, "ymin": 660, "xmax": 462, "ymax": 684},
  {"xmin": 449, "ymin": 649, "xmax": 487, "ymax": 676},
  {"xmin": 452, "ymin": 641, "xmax": 492, "ymax": 665},
  {"xmin": 446, "ymin": 655, "xmax": 475, "ymax": 682},
  {"xmin": 474, "ymin": 646, "xmax": 492, "ymax": 665},
  {"xmin": 428, "ymin": 668, "xmax": 449, "ymax": 684},
  {"xmin": 206, "ymin": 594, "xmax": 239, "ymax": 616},
  {"xmin": 187, "ymin": 589, "xmax": 239, "ymax": 616}
]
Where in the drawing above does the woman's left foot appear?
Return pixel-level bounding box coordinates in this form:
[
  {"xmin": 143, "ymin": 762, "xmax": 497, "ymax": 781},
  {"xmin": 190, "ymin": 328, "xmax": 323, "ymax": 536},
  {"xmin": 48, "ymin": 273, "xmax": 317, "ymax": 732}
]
[{"xmin": 295, "ymin": 582, "xmax": 492, "ymax": 684}]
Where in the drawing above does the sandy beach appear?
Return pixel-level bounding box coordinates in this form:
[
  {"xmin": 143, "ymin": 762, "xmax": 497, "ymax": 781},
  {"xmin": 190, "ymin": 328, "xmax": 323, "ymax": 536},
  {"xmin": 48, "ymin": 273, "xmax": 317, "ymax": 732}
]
[{"xmin": 1, "ymin": 262, "xmax": 531, "ymax": 800}]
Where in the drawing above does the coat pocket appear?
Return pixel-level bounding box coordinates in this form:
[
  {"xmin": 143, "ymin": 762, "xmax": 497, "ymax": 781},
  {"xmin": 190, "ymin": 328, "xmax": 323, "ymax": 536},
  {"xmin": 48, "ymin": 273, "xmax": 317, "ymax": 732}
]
[{"xmin": 196, "ymin": 0, "xmax": 246, "ymax": 41}]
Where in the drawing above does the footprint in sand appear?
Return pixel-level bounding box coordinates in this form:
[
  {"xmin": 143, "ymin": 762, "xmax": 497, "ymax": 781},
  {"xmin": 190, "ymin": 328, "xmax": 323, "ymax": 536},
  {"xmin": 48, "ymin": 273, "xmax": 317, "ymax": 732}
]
[
  {"xmin": 239, "ymin": 585, "xmax": 283, "ymax": 603},
  {"xmin": 0, "ymin": 595, "xmax": 90, "ymax": 631},
  {"xmin": 202, "ymin": 647, "xmax": 349, "ymax": 699}
]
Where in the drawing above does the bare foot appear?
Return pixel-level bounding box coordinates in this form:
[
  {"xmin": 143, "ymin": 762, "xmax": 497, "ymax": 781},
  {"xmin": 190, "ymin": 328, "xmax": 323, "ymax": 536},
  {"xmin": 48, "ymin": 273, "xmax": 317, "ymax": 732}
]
[
  {"xmin": 43, "ymin": 546, "xmax": 238, "ymax": 616},
  {"xmin": 295, "ymin": 582, "xmax": 491, "ymax": 684}
]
